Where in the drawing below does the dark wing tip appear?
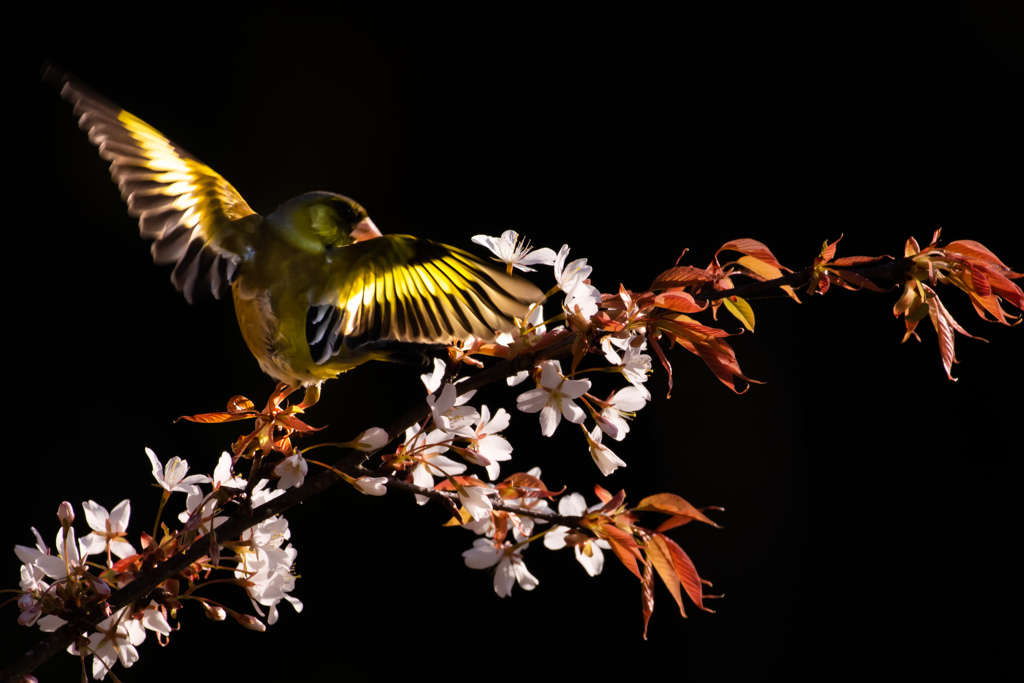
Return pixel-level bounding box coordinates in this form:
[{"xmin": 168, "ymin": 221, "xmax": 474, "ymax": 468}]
[{"xmin": 40, "ymin": 61, "xmax": 72, "ymax": 88}]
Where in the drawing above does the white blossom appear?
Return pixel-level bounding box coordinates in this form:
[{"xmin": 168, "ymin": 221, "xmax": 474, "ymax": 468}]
[
  {"xmin": 543, "ymin": 493, "xmax": 610, "ymax": 577},
  {"xmin": 427, "ymin": 383, "xmax": 480, "ymax": 437},
  {"xmin": 472, "ymin": 405, "xmax": 514, "ymax": 480},
  {"xmin": 553, "ymin": 244, "xmax": 593, "ymax": 295},
  {"xmin": 585, "ymin": 425, "xmax": 627, "ymax": 476},
  {"xmin": 146, "ymin": 448, "xmax": 210, "ymax": 495},
  {"xmin": 274, "ymin": 453, "xmax": 308, "ymax": 490},
  {"xmin": 68, "ymin": 608, "xmax": 146, "ymax": 680},
  {"xmin": 80, "ymin": 499, "xmax": 136, "ymax": 559},
  {"xmin": 421, "ymin": 358, "xmax": 477, "ymax": 404},
  {"xmin": 619, "ymin": 344, "xmax": 653, "ymax": 400},
  {"xmin": 404, "ymin": 426, "xmax": 464, "ymax": 505},
  {"xmin": 599, "ymin": 386, "xmax": 649, "ymax": 441},
  {"xmin": 471, "ymin": 230, "xmax": 557, "ymax": 273},
  {"xmin": 462, "ymin": 538, "xmax": 539, "ymax": 597},
  {"xmin": 458, "ymin": 484, "xmax": 496, "ymax": 521},
  {"xmin": 516, "ymin": 361, "xmax": 591, "ymax": 436}
]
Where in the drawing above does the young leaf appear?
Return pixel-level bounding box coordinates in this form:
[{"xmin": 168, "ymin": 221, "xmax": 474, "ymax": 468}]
[
  {"xmin": 647, "ymin": 534, "xmax": 686, "ymax": 617},
  {"xmin": 641, "ymin": 557, "xmax": 655, "ymax": 639},
  {"xmin": 657, "ymin": 532, "xmax": 716, "ymax": 613},
  {"xmin": 634, "ymin": 493, "xmax": 721, "ymax": 528},
  {"xmin": 600, "ymin": 523, "xmax": 644, "ymax": 580},
  {"xmin": 721, "ymin": 295, "xmax": 756, "ymax": 332}
]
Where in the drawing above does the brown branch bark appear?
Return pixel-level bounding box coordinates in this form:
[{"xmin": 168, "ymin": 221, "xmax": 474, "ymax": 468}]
[{"xmin": 693, "ymin": 256, "xmax": 913, "ymax": 302}]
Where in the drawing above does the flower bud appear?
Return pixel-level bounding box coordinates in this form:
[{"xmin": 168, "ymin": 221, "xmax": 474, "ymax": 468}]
[
  {"xmin": 354, "ymin": 427, "xmax": 389, "ymax": 451},
  {"xmin": 354, "ymin": 476, "xmax": 388, "ymax": 496},
  {"xmin": 18, "ymin": 593, "xmax": 36, "ymax": 611},
  {"xmin": 57, "ymin": 501, "xmax": 75, "ymax": 529},
  {"xmin": 236, "ymin": 614, "xmax": 266, "ymax": 632},
  {"xmin": 17, "ymin": 603, "xmax": 41, "ymax": 626},
  {"xmin": 203, "ymin": 603, "xmax": 227, "ymax": 621}
]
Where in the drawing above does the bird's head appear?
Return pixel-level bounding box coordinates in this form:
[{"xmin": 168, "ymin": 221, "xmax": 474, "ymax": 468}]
[{"xmin": 268, "ymin": 192, "xmax": 382, "ymax": 253}]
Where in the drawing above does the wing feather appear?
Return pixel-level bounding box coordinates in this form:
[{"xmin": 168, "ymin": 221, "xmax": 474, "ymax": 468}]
[
  {"xmin": 313, "ymin": 235, "xmax": 545, "ymax": 361},
  {"xmin": 49, "ymin": 68, "xmax": 260, "ymax": 303}
]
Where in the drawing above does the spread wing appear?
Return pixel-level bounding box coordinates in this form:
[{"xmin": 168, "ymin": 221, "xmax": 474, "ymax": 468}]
[
  {"xmin": 307, "ymin": 235, "xmax": 545, "ymax": 363},
  {"xmin": 48, "ymin": 68, "xmax": 260, "ymax": 303}
]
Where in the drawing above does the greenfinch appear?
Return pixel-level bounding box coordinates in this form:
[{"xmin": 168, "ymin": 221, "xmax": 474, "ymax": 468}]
[{"xmin": 47, "ymin": 68, "xmax": 543, "ymax": 403}]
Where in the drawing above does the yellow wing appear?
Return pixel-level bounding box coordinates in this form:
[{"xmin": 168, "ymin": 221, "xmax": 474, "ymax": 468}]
[
  {"xmin": 308, "ymin": 235, "xmax": 545, "ymax": 364},
  {"xmin": 49, "ymin": 68, "xmax": 261, "ymax": 303}
]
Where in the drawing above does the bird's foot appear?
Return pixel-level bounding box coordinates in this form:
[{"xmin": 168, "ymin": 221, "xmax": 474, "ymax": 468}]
[{"xmin": 294, "ymin": 383, "xmax": 321, "ymax": 412}]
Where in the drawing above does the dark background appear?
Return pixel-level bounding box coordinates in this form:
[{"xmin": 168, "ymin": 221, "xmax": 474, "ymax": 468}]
[{"xmin": 5, "ymin": 2, "xmax": 1021, "ymax": 679}]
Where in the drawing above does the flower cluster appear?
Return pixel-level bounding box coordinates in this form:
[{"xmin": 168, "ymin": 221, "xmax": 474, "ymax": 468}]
[{"xmin": 13, "ymin": 449, "xmax": 301, "ymax": 679}]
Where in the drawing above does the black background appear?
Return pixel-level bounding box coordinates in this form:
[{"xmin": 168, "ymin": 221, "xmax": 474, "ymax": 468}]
[{"xmin": 5, "ymin": 2, "xmax": 1021, "ymax": 680}]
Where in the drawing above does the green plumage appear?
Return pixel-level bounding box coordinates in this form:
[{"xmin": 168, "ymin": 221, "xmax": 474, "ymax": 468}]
[{"xmin": 49, "ymin": 68, "xmax": 544, "ymax": 391}]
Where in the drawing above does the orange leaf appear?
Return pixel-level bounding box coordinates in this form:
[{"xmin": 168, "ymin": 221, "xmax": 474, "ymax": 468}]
[
  {"xmin": 647, "ymin": 534, "xmax": 686, "ymax": 617},
  {"xmin": 601, "ymin": 524, "xmax": 644, "ymax": 580},
  {"xmin": 597, "ymin": 488, "xmax": 627, "ymax": 514},
  {"xmin": 634, "ymin": 493, "xmax": 721, "ymax": 528},
  {"xmin": 658, "ymin": 532, "xmax": 715, "ymax": 613},
  {"xmin": 650, "ymin": 266, "xmax": 718, "ymax": 291},
  {"xmin": 641, "ymin": 557, "xmax": 655, "ymax": 639},
  {"xmin": 593, "ymin": 484, "xmax": 613, "ymax": 503},
  {"xmin": 925, "ymin": 285, "xmax": 987, "ymax": 381},
  {"xmin": 831, "ymin": 254, "xmax": 892, "ymax": 266},
  {"xmin": 731, "ymin": 255, "xmax": 800, "ymax": 303},
  {"xmin": 649, "ymin": 333, "xmax": 674, "ymax": 398},
  {"xmin": 502, "ymin": 472, "xmax": 549, "ymax": 493},
  {"xmin": 944, "ymin": 240, "xmax": 1015, "ymax": 271},
  {"xmin": 656, "ymin": 316, "xmax": 762, "ymax": 393},
  {"xmin": 651, "ymin": 291, "xmax": 707, "ymax": 313},
  {"xmin": 716, "ymin": 238, "xmax": 790, "ymax": 271},
  {"xmin": 227, "ymin": 396, "xmax": 256, "ymax": 413},
  {"xmin": 177, "ymin": 412, "xmax": 254, "ymax": 424}
]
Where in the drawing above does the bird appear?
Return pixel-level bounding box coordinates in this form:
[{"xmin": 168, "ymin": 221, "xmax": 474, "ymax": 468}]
[{"xmin": 45, "ymin": 67, "xmax": 544, "ymax": 408}]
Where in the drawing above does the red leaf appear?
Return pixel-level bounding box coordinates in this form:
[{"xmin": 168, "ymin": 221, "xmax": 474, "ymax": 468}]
[
  {"xmin": 275, "ymin": 414, "xmax": 325, "ymax": 433},
  {"xmin": 594, "ymin": 484, "xmax": 613, "ymax": 504},
  {"xmin": 597, "ymin": 488, "xmax": 627, "ymax": 514},
  {"xmin": 641, "ymin": 558, "xmax": 655, "ymax": 639},
  {"xmin": 647, "ymin": 534, "xmax": 686, "ymax": 617},
  {"xmin": 650, "ymin": 266, "xmax": 718, "ymax": 291},
  {"xmin": 601, "ymin": 524, "xmax": 644, "ymax": 580},
  {"xmin": 227, "ymin": 396, "xmax": 256, "ymax": 413},
  {"xmin": 716, "ymin": 238, "xmax": 790, "ymax": 271},
  {"xmin": 944, "ymin": 240, "xmax": 1014, "ymax": 271},
  {"xmin": 924, "ymin": 285, "xmax": 988, "ymax": 381},
  {"xmin": 634, "ymin": 493, "xmax": 721, "ymax": 528},
  {"xmin": 831, "ymin": 255, "xmax": 892, "ymax": 266},
  {"xmin": 658, "ymin": 533, "xmax": 715, "ymax": 613},
  {"xmin": 177, "ymin": 412, "xmax": 254, "ymax": 424},
  {"xmin": 502, "ymin": 472, "xmax": 549, "ymax": 493},
  {"xmin": 656, "ymin": 316, "xmax": 762, "ymax": 393},
  {"xmin": 651, "ymin": 291, "xmax": 707, "ymax": 313},
  {"xmin": 649, "ymin": 333, "xmax": 674, "ymax": 398}
]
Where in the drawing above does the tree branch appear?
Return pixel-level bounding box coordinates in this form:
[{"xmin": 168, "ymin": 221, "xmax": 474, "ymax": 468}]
[{"xmin": 2, "ymin": 332, "xmax": 579, "ymax": 681}]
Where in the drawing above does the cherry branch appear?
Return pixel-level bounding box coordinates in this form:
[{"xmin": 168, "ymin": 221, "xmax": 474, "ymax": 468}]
[
  {"xmin": 1, "ymin": 334, "xmax": 580, "ymax": 681},
  {"xmin": 694, "ymin": 256, "xmax": 911, "ymax": 302},
  {"xmin": 381, "ymin": 477, "xmax": 581, "ymax": 527}
]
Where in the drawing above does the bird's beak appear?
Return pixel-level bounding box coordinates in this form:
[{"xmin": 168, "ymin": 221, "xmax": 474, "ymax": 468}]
[{"xmin": 350, "ymin": 217, "xmax": 383, "ymax": 242}]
